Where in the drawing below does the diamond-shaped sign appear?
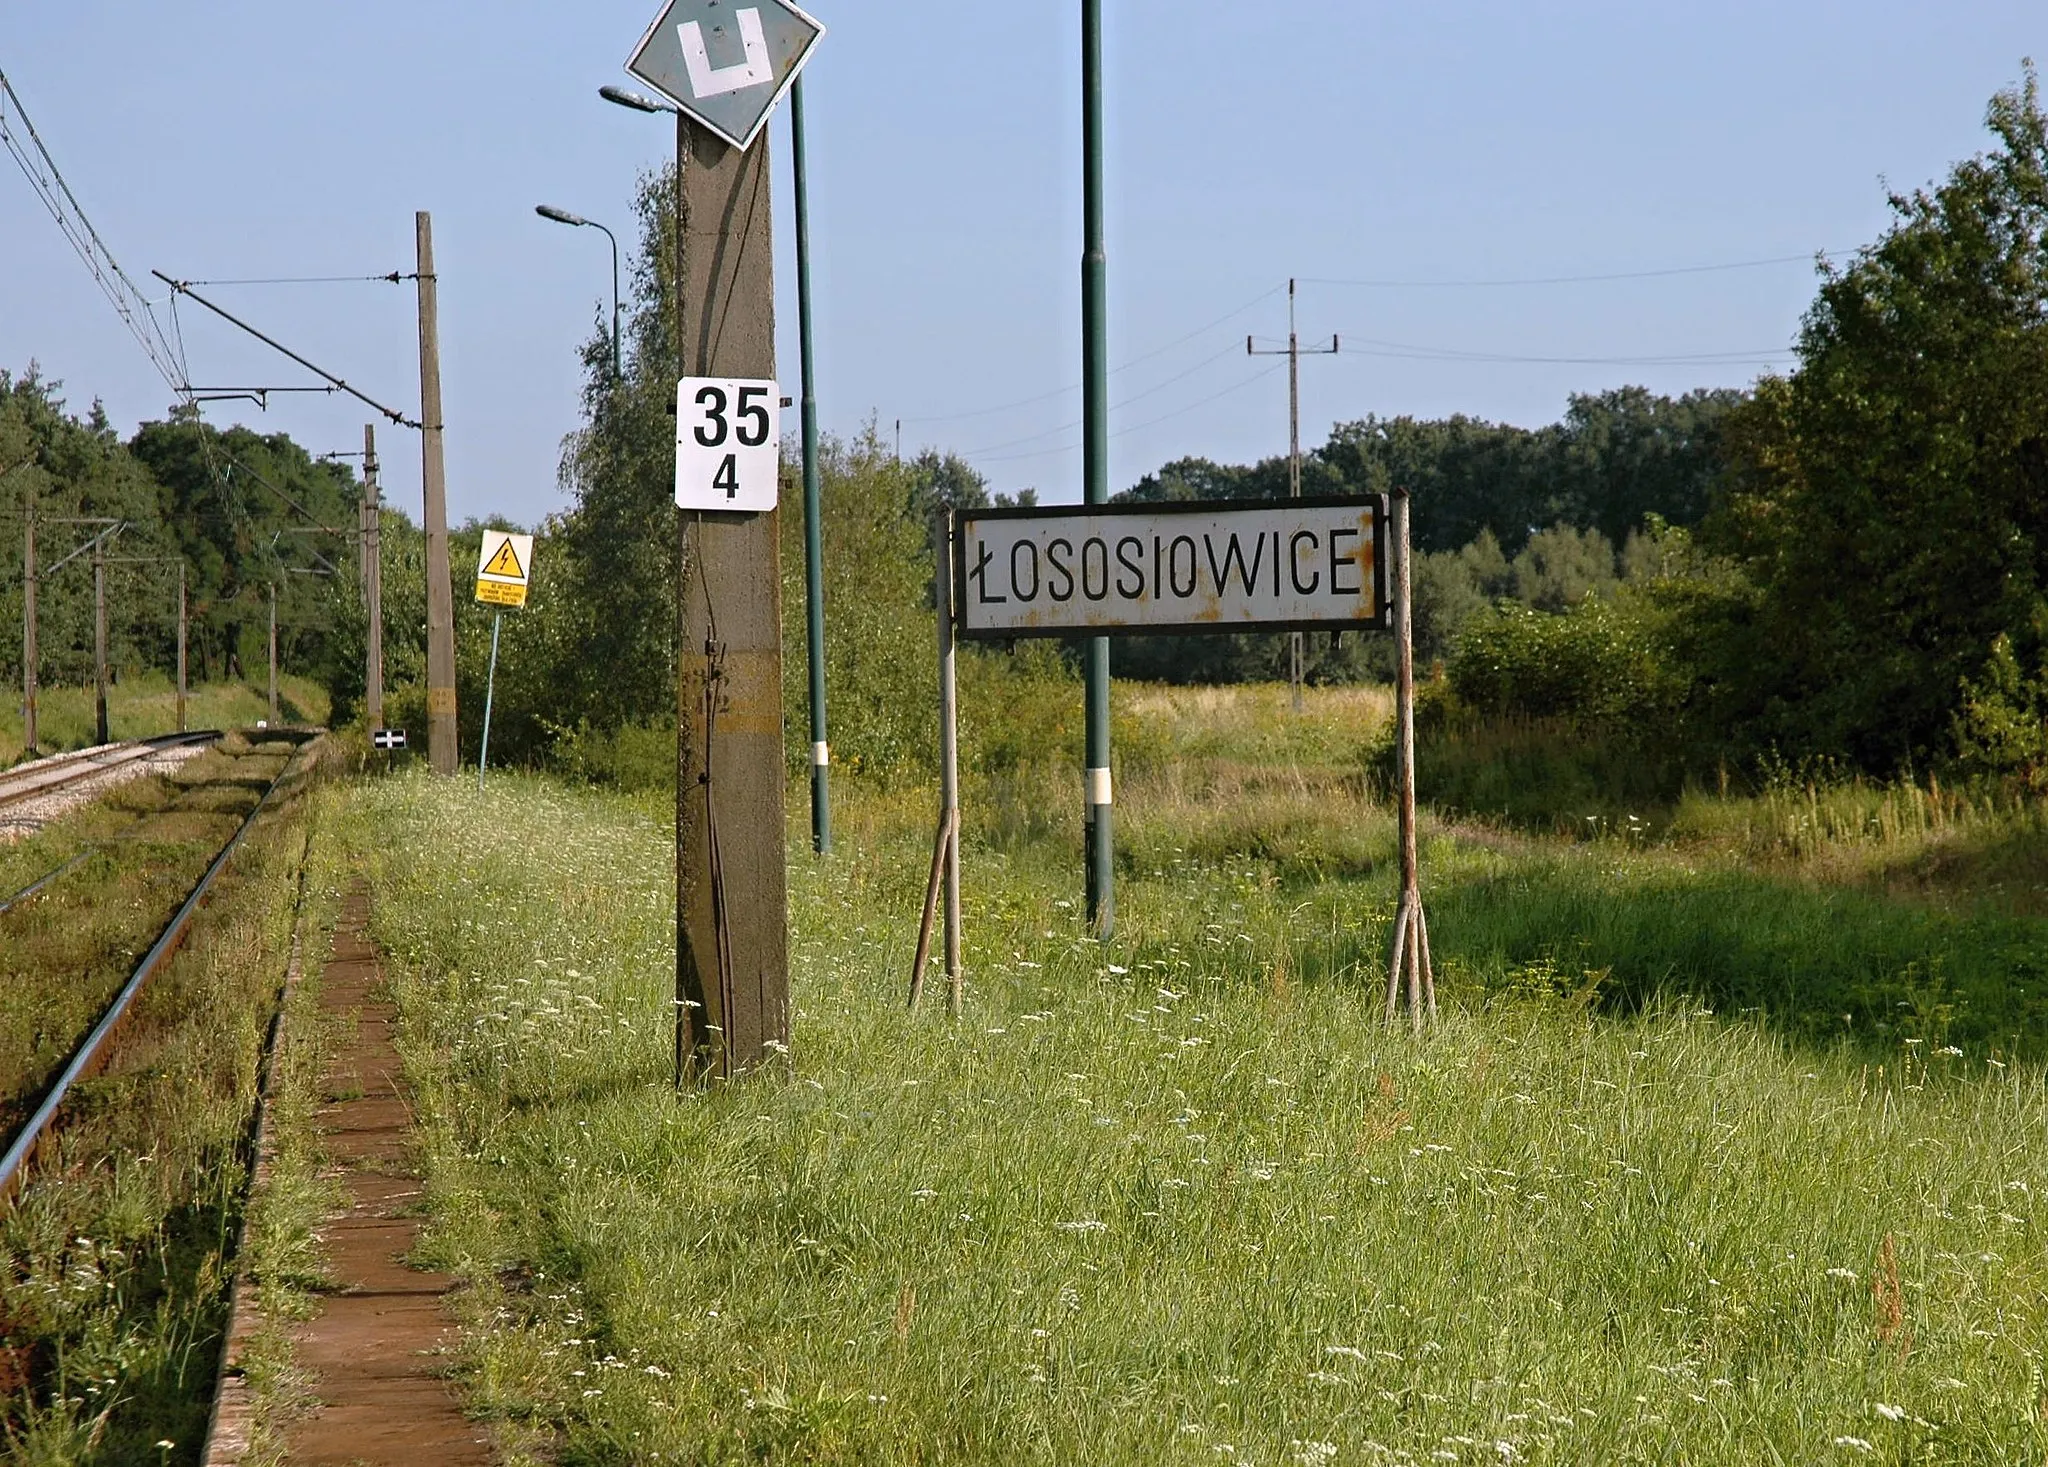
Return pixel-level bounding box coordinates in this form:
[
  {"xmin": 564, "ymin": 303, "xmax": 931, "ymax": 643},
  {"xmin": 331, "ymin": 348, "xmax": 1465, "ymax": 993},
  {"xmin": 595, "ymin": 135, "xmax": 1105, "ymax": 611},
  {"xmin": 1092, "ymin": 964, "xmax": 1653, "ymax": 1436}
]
[{"xmin": 626, "ymin": 0, "xmax": 825, "ymax": 152}]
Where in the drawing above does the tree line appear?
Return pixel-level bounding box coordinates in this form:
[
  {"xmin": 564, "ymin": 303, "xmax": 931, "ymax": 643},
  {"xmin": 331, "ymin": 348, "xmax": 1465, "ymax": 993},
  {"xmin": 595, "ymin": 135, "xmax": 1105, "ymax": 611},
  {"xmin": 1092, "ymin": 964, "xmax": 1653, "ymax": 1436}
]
[
  {"xmin": 12, "ymin": 68, "xmax": 2044, "ymax": 802},
  {"xmin": 0, "ymin": 374, "xmax": 357, "ymax": 708}
]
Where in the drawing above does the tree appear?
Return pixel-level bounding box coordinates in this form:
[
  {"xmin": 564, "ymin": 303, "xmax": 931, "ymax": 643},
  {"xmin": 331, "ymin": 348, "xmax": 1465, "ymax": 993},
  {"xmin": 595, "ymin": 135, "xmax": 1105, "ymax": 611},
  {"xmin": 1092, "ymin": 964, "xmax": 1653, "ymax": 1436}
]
[{"xmin": 1713, "ymin": 66, "xmax": 2048, "ymax": 771}]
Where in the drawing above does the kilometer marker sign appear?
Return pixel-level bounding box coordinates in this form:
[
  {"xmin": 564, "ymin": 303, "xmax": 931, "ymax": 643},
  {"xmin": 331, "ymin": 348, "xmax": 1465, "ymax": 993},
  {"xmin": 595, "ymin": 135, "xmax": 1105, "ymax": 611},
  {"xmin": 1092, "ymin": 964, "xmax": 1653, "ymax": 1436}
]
[
  {"xmin": 954, "ymin": 497, "xmax": 1387, "ymax": 639},
  {"xmin": 475, "ymin": 531, "xmax": 534, "ymax": 609},
  {"xmin": 676, "ymin": 376, "xmax": 781, "ymax": 513}
]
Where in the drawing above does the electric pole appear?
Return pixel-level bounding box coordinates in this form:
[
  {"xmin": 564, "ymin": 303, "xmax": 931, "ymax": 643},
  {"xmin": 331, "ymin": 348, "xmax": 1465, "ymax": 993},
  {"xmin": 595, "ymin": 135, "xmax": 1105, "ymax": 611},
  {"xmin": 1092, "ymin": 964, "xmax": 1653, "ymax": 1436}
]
[
  {"xmin": 1249, "ymin": 278, "xmax": 1339, "ymax": 711},
  {"xmin": 1082, "ymin": 0, "xmax": 1115, "ymax": 940},
  {"xmin": 92, "ymin": 532, "xmax": 108, "ymax": 746},
  {"xmin": 673, "ymin": 115, "xmax": 790, "ymax": 1082},
  {"xmin": 416, "ymin": 212, "xmax": 458, "ymax": 774},
  {"xmin": 363, "ymin": 423, "xmax": 384, "ymax": 732},
  {"xmin": 268, "ymin": 582, "xmax": 279, "ymax": 724},
  {"xmin": 176, "ymin": 560, "xmax": 187, "ymax": 734},
  {"xmin": 20, "ymin": 486, "xmax": 35, "ymax": 756}
]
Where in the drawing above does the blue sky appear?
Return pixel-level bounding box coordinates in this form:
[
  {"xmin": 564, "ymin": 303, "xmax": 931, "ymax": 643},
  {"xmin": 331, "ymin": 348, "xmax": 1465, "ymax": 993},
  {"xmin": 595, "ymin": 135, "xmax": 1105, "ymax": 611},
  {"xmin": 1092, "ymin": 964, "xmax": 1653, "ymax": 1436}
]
[{"xmin": 0, "ymin": 2, "xmax": 2038, "ymax": 526}]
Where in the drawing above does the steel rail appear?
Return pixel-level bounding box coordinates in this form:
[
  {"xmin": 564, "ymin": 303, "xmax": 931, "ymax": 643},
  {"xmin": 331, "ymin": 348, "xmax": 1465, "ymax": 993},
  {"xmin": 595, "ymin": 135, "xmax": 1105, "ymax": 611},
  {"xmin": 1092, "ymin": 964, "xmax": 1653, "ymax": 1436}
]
[
  {"xmin": 0, "ymin": 732, "xmax": 220, "ymax": 812},
  {"xmin": 0, "ymin": 739, "xmax": 307, "ymax": 1202},
  {"xmin": 0, "ymin": 851, "xmax": 94, "ymax": 917}
]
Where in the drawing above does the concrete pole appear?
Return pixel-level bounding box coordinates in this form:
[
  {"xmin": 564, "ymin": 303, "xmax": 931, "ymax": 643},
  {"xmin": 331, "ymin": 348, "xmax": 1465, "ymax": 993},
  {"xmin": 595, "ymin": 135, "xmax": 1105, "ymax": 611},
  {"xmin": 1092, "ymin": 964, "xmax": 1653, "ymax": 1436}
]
[
  {"xmin": 673, "ymin": 116, "xmax": 790, "ymax": 1082},
  {"xmin": 20, "ymin": 489, "xmax": 35, "ymax": 755},
  {"xmin": 364, "ymin": 423, "xmax": 385, "ymax": 732},
  {"xmin": 92, "ymin": 534, "xmax": 108, "ymax": 746},
  {"xmin": 268, "ymin": 582, "xmax": 278, "ymax": 724},
  {"xmin": 176, "ymin": 560, "xmax": 187, "ymax": 734},
  {"xmin": 1081, "ymin": 0, "xmax": 1115, "ymax": 941},
  {"xmin": 416, "ymin": 212, "xmax": 459, "ymax": 774}
]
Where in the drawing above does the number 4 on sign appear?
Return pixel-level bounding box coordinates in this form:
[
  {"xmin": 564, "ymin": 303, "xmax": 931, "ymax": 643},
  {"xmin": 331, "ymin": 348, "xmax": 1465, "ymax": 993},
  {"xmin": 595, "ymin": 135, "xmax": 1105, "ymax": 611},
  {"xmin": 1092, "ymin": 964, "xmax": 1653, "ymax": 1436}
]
[{"xmin": 677, "ymin": 376, "xmax": 780, "ymax": 513}]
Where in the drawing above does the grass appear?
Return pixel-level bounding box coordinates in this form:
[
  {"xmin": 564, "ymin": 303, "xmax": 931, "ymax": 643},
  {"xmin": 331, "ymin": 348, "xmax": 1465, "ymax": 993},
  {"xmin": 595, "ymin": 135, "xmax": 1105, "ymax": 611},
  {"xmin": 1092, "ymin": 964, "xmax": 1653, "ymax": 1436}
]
[
  {"xmin": 0, "ymin": 674, "xmax": 331, "ymax": 767},
  {"xmin": 323, "ymin": 681, "xmax": 2048, "ymax": 1464},
  {"xmin": 0, "ymin": 735, "xmax": 327, "ymax": 1464}
]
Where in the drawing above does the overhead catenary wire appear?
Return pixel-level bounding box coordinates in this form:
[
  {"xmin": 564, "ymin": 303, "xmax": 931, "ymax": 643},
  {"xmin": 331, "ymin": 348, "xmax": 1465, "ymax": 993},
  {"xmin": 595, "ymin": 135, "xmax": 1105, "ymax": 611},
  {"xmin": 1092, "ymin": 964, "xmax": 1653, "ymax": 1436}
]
[
  {"xmin": 172, "ymin": 273, "xmax": 416, "ymax": 287},
  {"xmin": 0, "ymin": 69, "xmax": 187, "ymax": 393}
]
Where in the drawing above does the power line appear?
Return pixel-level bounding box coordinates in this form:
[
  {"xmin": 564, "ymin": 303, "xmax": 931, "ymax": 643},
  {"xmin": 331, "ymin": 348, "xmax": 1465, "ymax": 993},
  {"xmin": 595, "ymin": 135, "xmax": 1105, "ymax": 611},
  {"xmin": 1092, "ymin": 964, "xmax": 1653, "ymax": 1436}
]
[
  {"xmin": 1302, "ymin": 249, "xmax": 1849, "ymax": 290},
  {"xmin": 0, "ymin": 69, "xmax": 187, "ymax": 393},
  {"xmin": 902, "ymin": 283, "xmax": 1285, "ymax": 426},
  {"xmin": 1326, "ymin": 332, "xmax": 1794, "ymax": 366},
  {"xmin": 958, "ymin": 341, "xmax": 1247, "ymax": 457},
  {"xmin": 972, "ymin": 362, "xmax": 1288, "ymax": 466}
]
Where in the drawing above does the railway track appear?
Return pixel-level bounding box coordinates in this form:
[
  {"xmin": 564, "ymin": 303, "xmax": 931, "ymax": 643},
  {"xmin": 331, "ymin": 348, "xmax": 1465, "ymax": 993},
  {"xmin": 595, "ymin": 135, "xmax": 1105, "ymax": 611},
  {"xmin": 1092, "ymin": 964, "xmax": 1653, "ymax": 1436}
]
[
  {"xmin": 0, "ymin": 731, "xmax": 221, "ymax": 815},
  {"xmin": 0, "ymin": 733, "xmax": 311, "ymax": 1202}
]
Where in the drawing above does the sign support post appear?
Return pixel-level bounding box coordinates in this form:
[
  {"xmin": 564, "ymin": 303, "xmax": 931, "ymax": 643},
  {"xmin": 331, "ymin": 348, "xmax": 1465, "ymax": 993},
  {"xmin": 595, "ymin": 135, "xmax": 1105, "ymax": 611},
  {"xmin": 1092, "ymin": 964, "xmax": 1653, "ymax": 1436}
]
[
  {"xmin": 1384, "ymin": 486, "xmax": 1436, "ymax": 1029},
  {"xmin": 938, "ymin": 510, "xmax": 962, "ymax": 1012},
  {"xmin": 911, "ymin": 509, "xmax": 962, "ymax": 1013},
  {"xmin": 478, "ymin": 613, "xmax": 502, "ymax": 791}
]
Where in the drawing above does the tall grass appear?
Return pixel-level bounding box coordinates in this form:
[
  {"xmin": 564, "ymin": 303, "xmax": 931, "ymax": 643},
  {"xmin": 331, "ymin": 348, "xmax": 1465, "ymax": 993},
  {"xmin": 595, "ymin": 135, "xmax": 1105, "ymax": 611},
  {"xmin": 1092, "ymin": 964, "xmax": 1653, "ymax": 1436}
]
[{"xmin": 339, "ymin": 760, "xmax": 2048, "ymax": 1464}]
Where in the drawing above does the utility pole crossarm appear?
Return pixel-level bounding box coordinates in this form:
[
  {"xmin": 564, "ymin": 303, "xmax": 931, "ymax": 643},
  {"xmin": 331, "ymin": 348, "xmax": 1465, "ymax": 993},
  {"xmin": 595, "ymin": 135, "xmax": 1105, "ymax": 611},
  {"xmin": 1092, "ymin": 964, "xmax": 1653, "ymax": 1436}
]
[
  {"xmin": 1249, "ymin": 279, "xmax": 1340, "ymax": 710},
  {"xmin": 151, "ymin": 272, "xmax": 424, "ymax": 430}
]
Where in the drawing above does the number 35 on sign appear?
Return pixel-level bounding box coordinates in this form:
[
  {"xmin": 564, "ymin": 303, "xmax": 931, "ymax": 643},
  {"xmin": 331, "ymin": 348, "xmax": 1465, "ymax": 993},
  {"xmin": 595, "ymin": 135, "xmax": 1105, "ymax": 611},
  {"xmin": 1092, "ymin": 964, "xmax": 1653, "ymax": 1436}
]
[{"xmin": 676, "ymin": 376, "xmax": 780, "ymax": 512}]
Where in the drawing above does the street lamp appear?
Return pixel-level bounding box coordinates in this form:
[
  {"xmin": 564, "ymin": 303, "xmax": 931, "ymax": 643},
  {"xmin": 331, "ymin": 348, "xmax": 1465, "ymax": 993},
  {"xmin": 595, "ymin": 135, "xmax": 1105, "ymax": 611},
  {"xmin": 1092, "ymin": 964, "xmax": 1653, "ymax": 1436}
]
[
  {"xmin": 599, "ymin": 85, "xmax": 678, "ymax": 116},
  {"xmin": 536, "ymin": 204, "xmax": 623, "ymax": 379}
]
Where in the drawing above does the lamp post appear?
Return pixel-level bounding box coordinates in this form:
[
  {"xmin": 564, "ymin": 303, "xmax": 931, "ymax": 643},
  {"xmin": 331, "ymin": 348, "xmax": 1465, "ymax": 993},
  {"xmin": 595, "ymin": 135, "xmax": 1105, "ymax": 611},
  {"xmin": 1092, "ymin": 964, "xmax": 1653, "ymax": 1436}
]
[
  {"xmin": 1081, "ymin": 0, "xmax": 1114, "ymax": 939},
  {"xmin": 599, "ymin": 79, "xmax": 833, "ymax": 857},
  {"xmin": 537, "ymin": 204, "xmax": 623, "ymax": 379}
]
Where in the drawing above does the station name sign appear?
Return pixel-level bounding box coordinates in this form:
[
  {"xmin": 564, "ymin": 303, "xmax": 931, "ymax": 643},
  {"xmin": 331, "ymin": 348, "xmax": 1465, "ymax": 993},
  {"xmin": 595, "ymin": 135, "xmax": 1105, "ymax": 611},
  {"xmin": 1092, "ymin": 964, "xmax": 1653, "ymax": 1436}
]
[{"xmin": 954, "ymin": 497, "xmax": 1387, "ymax": 639}]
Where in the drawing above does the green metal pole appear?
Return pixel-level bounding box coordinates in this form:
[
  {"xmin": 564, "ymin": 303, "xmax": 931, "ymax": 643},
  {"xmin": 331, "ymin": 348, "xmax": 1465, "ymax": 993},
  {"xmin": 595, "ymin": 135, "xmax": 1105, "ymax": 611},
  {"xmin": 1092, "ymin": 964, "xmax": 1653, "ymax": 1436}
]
[
  {"xmin": 1081, "ymin": 0, "xmax": 1114, "ymax": 939},
  {"xmin": 478, "ymin": 611, "xmax": 501, "ymax": 793},
  {"xmin": 792, "ymin": 75, "xmax": 831, "ymax": 856}
]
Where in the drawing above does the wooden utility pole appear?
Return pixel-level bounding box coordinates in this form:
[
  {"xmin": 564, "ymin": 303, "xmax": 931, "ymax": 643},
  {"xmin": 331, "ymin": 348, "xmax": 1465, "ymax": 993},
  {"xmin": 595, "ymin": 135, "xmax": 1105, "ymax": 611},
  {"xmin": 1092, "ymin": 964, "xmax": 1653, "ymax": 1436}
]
[
  {"xmin": 1249, "ymin": 279, "xmax": 1339, "ymax": 711},
  {"xmin": 268, "ymin": 582, "xmax": 279, "ymax": 724},
  {"xmin": 673, "ymin": 116, "xmax": 789, "ymax": 1082},
  {"xmin": 176, "ymin": 560, "xmax": 187, "ymax": 734},
  {"xmin": 1384, "ymin": 487, "xmax": 1436, "ymax": 1030},
  {"xmin": 416, "ymin": 212, "xmax": 458, "ymax": 774},
  {"xmin": 20, "ymin": 488, "xmax": 35, "ymax": 755},
  {"xmin": 92, "ymin": 532, "xmax": 108, "ymax": 746},
  {"xmin": 363, "ymin": 423, "xmax": 385, "ymax": 732}
]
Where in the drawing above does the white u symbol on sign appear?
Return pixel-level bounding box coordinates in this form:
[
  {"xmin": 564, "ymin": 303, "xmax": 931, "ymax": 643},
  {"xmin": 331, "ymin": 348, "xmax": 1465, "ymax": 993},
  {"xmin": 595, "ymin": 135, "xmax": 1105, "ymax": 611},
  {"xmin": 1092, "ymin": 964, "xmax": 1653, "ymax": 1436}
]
[{"xmin": 678, "ymin": 9, "xmax": 774, "ymax": 97}]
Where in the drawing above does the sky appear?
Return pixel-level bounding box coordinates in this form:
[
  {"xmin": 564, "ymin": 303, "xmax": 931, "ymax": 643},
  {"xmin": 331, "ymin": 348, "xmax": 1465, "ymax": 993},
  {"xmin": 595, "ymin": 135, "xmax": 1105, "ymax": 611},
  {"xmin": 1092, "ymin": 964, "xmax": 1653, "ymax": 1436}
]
[{"xmin": 0, "ymin": 2, "xmax": 2039, "ymax": 527}]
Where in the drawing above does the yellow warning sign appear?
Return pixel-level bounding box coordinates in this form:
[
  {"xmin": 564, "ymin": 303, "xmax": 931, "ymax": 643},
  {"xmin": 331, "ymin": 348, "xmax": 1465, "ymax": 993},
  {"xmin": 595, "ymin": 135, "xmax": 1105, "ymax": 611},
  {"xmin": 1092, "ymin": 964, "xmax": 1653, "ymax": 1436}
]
[
  {"xmin": 474, "ymin": 531, "xmax": 534, "ymax": 610},
  {"xmin": 476, "ymin": 579, "xmax": 528, "ymax": 608},
  {"xmin": 482, "ymin": 538, "xmax": 525, "ymax": 580}
]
